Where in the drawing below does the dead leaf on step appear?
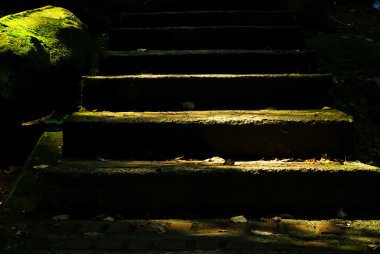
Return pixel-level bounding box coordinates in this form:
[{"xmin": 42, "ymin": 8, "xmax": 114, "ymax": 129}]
[
  {"xmin": 251, "ymin": 229, "xmax": 274, "ymax": 236},
  {"xmin": 84, "ymin": 232, "xmax": 99, "ymax": 236},
  {"xmin": 3, "ymin": 165, "xmax": 21, "ymax": 175},
  {"xmin": 322, "ymin": 106, "xmax": 333, "ymax": 110},
  {"xmin": 21, "ymin": 111, "xmax": 55, "ymax": 126},
  {"xmin": 52, "ymin": 214, "xmax": 70, "ymax": 221},
  {"xmin": 204, "ymin": 157, "xmax": 225, "ymax": 164},
  {"xmin": 96, "ymin": 156, "xmax": 110, "ymax": 162},
  {"xmin": 305, "ymin": 158, "xmax": 316, "ymax": 164},
  {"xmin": 32, "ymin": 165, "xmax": 49, "ymax": 169},
  {"xmin": 93, "ymin": 213, "xmax": 115, "ymax": 221},
  {"xmin": 102, "ymin": 216, "xmax": 115, "ymax": 222},
  {"xmin": 231, "ymin": 215, "xmax": 248, "ymax": 223},
  {"xmin": 367, "ymin": 244, "xmax": 380, "ymax": 250}
]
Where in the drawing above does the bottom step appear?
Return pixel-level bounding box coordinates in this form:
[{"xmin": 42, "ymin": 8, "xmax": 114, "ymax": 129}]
[{"xmin": 34, "ymin": 132, "xmax": 380, "ymax": 216}]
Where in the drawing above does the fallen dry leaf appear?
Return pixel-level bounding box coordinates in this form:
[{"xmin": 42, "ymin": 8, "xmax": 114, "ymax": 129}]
[
  {"xmin": 231, "ymin": 215, "xmax": 248, "ymax": 223},
  {"xmin": 21, "ymin": 111, "xmax": 54, "ymax": 126},
  {"xmin": 52, "ymin": 214, "xmax": 70, "ymax": 221},
  {"xmin": 32, "ymin": 165, "xmax": 49, "ymax": 169},
  {"xmin": 251, "ymin": 230, "xmax": 274, "ymax": 236},
  {"xmin": 305, "ymin": 158, "xmax": 316, "ymax": 163},
  {"xmin": 204, "ymin": 157, "xmax": 225, "ymax": 164}
]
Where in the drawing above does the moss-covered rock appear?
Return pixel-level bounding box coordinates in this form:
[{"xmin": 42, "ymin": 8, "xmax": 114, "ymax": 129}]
[{"xmin": 0, "ymin": 5, "xmax": 91, "ymax": 118}]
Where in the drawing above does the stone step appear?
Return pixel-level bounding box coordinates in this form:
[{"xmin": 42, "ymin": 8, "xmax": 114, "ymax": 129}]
[
  {"xmin": 108, "ymin": 26, "xmax": 304, "ymax": 50},
  {"xmin": 98, "ymin": 50, "xmax": 316, "ymax": 75},
  {"xmin": 34, "ymin": 132, "xmax": 378, "ymax": 215},
  {"xmin": 81, "ymin": 74, "xmax": 332, "ymax": 111},
  {"xmin": 111, "ymin": 11, "xmax": 297, "ymax": 27},
  {"xmin": 62, "ymin": 110, "xmax": 353, "ymax": 160}
]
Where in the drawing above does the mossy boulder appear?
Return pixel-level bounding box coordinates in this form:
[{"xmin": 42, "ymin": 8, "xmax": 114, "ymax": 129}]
[{"xmin": 0, "ymin": 5, "xmax": 91, "ymax": 119}]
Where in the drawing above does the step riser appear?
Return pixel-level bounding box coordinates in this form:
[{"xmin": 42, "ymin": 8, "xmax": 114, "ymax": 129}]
[
  {"xmin": 63, "ymin": 115, "xmax": 353, "ymax": 160},
  {"xmin": 99, "ymin": 51, "xmax": 316, "ymax": 75},
  {"xmin": 109, "ymin": 27, "xmax": 304, "ymax": 50},
  {"xmin": 71, "ymin": 0, "xmax": 288, "ymax": 12},
  {"xmin": 37, "ymin": 160, "xmax": 380, "ymax": 216},
  {"xmin": 113, "ymin": 11, "xmax": 297, "ymax": 27},
  {"xmin": 81, "ymin": 75, "xmax": 332, "ymax": 111}
]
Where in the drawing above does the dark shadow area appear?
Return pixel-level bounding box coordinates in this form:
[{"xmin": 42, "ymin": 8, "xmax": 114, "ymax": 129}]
[{"xmin": 305, "ymin": 0, "xmax": 380, "ymax": 166}]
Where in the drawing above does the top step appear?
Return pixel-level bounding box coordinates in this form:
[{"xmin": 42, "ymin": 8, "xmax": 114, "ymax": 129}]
[{"xmin": 80, "ymin": 0, "xmax": 288, "ymax": 12}]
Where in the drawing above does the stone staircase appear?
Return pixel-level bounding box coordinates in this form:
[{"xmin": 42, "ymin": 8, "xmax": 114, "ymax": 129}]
[{"xmin": 33, "ymin": 0, "xmax": 380, "ymax": 217}]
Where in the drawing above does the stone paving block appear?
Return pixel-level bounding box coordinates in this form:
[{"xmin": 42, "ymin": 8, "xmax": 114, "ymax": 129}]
[
  {"xmin": 283, "ymin": 222, "xmax": 313, "ymax": 236},
  {"xmin": 167, "ymin": 220, "xmax": 193, "ymax": 233},
  {"xmin": 134, "ymin": 221, "xmax": 168, "ymax": 233},
  {"xmin": 94, "ymin": 237, "xmax": 125, "ymax": 250},
  {"xmin": 154, "ymin": 238, "xmax": 189, "ymax": 251},
  {"xmin": 194, "ymin": 222, "xmax": 229, "ymax": 235},
  {"xmin": 27, "ymin": 238, "xmax": 65, "ymax": 249},
  {"xmin": 106, "ymin": 221, "xmax": 133, "ymax": 233},
  {"xmin": 78, "ymin": 221, "xmax": 106, "ymax": 233},
  {"xmin": 303, "ymin": 241, "xmax": 330, "ymax": 248},
  {"xmin": 316, "ymin": 221, "xmax": 343, "ymax": 235},
  {"xmin": 226, "ymin": 222, "xmax": 249, "ymax": 234},
  {"xmin": 127, "ymin": 238, "xmax": 154, "ymax": 251},
  {"xmin": 48, "ymin": 222, "xmax": 78, "ymax": 235},
  {"xmin": 194, "ymin": 238, "xmax": 221, "ymax": 250},
  {"xmin": 225, "ymin": 239, "xmax": 252, "ymax": 250},
  {"xmin": 64, "ymin": 238, "xmax": 92, "ymax": 249}
]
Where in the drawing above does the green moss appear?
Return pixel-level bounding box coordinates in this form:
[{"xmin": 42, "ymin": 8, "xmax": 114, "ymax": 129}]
[
  {"xmin": 0, "ymin": 5, "xmax": 91, "ymax": 112},
  {"xmin": 0, "ymin": 6, "xmax": 88, "ymax": 65}
]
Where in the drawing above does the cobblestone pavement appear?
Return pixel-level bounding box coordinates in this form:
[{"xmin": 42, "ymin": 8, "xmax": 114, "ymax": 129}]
[{"xmin": 3, "ymin": 205, "xmax": 380, "ymax": 253}]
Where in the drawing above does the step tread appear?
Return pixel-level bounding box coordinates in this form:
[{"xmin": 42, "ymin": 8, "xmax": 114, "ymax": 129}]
[
  {"xmin": 110, "ymin": 25, "xmax": 302, "ymax": 30},
  {"xmin": 68, "ymin": 110, "xmax": 353, "ymax": 124},
  {"xmin": 83, "ymin": 73, "xmax": 330, "ymax": 79},
  {"xmin": 63, "ymin": 110, "xmax": 353, "ymax": 160},
  {"xmin": 104, "ymin": 49, "xmax": 314, "ymax": 57},
  {"xmin": 43, "ymin": 159, "xmax": 378, "ymax": 175}
]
